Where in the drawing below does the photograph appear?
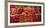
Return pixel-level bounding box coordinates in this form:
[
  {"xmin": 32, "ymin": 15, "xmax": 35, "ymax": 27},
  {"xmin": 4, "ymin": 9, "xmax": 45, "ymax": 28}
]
[{"xmin": 8, "ymin": 2, "xmax": 43, "ymax": 26}]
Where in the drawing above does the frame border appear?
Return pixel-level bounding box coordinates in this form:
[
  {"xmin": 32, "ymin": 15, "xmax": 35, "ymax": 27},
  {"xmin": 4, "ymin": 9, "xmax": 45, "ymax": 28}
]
[{"xmin": 5, "ymin": 1, "xmax": 45, "ymax": 28}]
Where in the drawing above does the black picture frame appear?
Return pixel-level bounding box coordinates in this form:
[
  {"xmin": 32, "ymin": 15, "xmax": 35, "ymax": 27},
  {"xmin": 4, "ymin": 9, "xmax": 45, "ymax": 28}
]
[{"xmin": 5, "ymin": 1, "xmax": 45, "ymax": 28}]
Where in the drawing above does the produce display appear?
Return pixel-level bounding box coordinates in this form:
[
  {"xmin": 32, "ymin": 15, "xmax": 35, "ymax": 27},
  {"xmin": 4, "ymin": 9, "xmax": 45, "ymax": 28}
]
[{"xmin": 10, "ymin": 5, "xmax": 41, "ymax": 23}]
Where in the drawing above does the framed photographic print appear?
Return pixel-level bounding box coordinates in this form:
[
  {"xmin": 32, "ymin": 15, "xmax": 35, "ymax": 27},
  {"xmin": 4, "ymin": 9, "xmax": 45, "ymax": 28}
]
[{"xmin": 8, "ymin": 2, "xmax": 44, "ymax": 26}]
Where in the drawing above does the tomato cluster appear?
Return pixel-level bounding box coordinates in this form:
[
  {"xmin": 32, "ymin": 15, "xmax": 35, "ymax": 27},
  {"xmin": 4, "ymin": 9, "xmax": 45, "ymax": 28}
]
[{"xmin": 10, "ymin": 5, "xmax": 41, "ymax": 23}]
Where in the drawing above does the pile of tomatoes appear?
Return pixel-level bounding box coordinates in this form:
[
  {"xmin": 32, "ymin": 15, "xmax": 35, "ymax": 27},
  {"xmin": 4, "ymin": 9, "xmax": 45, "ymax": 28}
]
[{"xmin": 10, "ymin": 5, "xmax": 41, "ymax": 23}]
